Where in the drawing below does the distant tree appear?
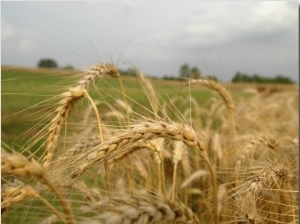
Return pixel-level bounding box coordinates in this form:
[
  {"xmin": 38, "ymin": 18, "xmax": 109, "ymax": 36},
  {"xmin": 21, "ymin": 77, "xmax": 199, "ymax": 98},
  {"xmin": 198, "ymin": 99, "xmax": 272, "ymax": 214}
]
[
  {"xmin": 232, "ymin": 71, "xmax": 294, "ymax": 84},
  {"xmin": 119, "ymin": 68, "xmax": 136, "ymax": 76},
  {"xmin": 191, "ymin": 67, "xmax": 201, "ymax": 79},
  {"xmin": 231, "ymin": 71, "xmax": 242, "ymax": 82},
  {"xmin": 273, "ymin": 75, "xmax": 293, "ymax": 84},
  {"xmin": 231, "ymin": 71, "xmax": 251, "ymax": 83},
  {"xmin": 252, "ymin": 74, "xmax": 260, "ymax": 83},
  {"xmin": 37, "ymin": 58, "xmax": 58, "ymax": 68},
  {"xmin": 162, "ymin": 75, "xmax": 178, "ymax": 81},
  {"xmin": 179, "ymin": 63, "xmax": 190, "ymax": 78},
  {"xmin": 180, "ymin": 64, "xmax": 201, "ymax": 79}
]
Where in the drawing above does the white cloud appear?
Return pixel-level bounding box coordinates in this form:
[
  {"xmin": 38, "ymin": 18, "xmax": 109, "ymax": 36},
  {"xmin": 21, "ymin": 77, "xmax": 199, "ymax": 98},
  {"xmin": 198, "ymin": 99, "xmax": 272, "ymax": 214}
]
[
  {"xmin": 1, "ymin": 19, "xmax": 16, "ymax": 41},
  {"xmin": 183, "ymin": 1, "xmax": 296, "ymax": 48},
  {"xmin": 1, "ymin": 20, "xmax": 43, "ymax": 54},
  {"xmin": 18, "ymin": 36, "xmax": 36, "ymax": 53}
]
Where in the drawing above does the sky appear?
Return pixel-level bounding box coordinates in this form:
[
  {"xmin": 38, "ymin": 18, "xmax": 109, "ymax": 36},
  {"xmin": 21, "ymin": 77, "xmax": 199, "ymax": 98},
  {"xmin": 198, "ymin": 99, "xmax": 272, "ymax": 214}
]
[{"xmin": 1, "ymin": 1, "xmax": 298, "ymax": 82}]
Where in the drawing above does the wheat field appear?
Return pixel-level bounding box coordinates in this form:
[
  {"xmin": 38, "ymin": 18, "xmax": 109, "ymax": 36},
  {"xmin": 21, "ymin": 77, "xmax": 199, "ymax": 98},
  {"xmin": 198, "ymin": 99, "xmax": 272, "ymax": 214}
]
[{"xmin": 1, "ymin": 64, "xmax": 298, "ymax": 224}]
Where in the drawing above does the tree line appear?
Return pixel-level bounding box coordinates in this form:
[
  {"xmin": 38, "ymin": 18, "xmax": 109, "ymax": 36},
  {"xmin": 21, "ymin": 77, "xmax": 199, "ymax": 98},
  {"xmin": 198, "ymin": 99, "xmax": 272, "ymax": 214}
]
[
  {"xmin": 37, "ymin": 58, "xmax": 73, "ymax": 70},
  {"xmin": 231, "ymin": 71, "xmax": 294, "ymax": 84},
  {"xmin": 37, "ymin": 58, "xmax": 294, "ymax": 84}
]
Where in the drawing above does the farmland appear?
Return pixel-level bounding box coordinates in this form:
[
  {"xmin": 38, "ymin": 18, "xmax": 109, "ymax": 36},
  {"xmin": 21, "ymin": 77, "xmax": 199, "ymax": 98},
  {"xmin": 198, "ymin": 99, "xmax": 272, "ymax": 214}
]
[{"xmin": 1, "ymin": 65, "xmax": 298, "ymax": 223}]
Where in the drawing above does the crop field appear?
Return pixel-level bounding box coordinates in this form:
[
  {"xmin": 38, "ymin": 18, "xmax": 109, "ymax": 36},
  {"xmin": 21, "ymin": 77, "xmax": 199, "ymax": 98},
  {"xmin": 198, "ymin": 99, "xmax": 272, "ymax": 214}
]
[{"xmin": 1, "ymin": 65, "xmax": 298, "ymax": 223}]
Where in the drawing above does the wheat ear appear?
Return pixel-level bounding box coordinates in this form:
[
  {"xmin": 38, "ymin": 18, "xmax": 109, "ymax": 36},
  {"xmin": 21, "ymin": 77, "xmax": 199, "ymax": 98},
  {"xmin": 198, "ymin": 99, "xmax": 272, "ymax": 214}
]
[
  {"xmin": 2, "ymin": 150, "xmax": 75, "ymax": 224},
  {"xmin": 189, "ymin": 78, "xmax": 237, "ymax": 153},
  {"xmin": 43, "ymin": 63, "xmax": 118, "ymax": 168},
  {"xmin": 235, "ymin": 136, "xmax": 278, "ymax": 185},
  {"xmin": 137, "ymin": 71, "xmax": 160, "ymax": 117},
  {"xmin": 71, "ymin": 120, "xmax": 204, "ymax": 177},
  {"xmin": 71, "ymin": 120, "xmax": 219, "ymax": 224},
  {"xmin": 249, "ymin": 164, "xmax": 288, "ymax": 195},
  {"xmin": 79, "ymin": 196, "xmax": 200, "ymax": 224},
  {"xmin": 189, "ymin": 79, "xmax": 234, "ymax": 111},
  {"xmin": 2, "ymin": 184, "xmax": 66, "ymax": 223}
]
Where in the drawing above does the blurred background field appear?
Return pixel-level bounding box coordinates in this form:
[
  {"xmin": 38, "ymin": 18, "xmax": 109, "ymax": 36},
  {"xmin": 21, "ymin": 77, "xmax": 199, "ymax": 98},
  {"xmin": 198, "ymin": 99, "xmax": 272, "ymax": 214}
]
[
  {"xmin": 2, "ymin": 66, "xmax": 213, "ymax": 149},
  {"xmin": 2, "ymin": 66, "xmax": 297, "ymax": 151}
]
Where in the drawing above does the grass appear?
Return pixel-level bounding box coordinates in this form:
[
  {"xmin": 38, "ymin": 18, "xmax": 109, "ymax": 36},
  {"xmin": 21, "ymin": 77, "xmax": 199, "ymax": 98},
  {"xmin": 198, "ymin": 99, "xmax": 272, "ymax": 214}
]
[{"xmin": 1, "ymin": 65, "xmax": 298, "ymax": 224}]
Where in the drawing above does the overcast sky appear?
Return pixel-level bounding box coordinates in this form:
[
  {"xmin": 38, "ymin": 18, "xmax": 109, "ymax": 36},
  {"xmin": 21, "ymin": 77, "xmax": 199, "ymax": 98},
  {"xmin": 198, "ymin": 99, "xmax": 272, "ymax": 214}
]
[{"xmin": 1, "ymin": 1, "xmax": 298, "ymax": 82}]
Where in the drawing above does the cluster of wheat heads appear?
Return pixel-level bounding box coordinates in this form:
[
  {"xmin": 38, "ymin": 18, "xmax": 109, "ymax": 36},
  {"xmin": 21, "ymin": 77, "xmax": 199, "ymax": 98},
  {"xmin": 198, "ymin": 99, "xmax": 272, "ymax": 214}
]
[{"xmin": 2, "ymin": 63, "xmax": 298, "ymax": 224}]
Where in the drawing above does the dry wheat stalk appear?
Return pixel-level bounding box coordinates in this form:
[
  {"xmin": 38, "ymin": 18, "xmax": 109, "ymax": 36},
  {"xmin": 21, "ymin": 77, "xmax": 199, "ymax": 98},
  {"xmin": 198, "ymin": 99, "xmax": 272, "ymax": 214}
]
[{"xmin": 43, "ymin": 63, "xmax": 118, "ymax": 168}]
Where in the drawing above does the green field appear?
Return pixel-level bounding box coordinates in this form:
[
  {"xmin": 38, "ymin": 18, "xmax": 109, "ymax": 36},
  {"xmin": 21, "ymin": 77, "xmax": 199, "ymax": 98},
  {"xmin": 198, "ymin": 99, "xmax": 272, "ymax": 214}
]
[
  {"xmin": 3, "ymin": 66, "xmax": 297, "ymax": 149},
  {"xmin": 2, "ymin": 66, "xmax": 216, "ymax": 148}
]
